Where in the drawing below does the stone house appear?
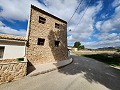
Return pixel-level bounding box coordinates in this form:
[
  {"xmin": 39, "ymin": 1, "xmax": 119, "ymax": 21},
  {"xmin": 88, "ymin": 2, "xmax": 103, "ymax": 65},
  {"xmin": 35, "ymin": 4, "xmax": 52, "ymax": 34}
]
[
  {"xmin": 0, "ymin": 5, "xmax": 68, "ymax": 83},
  {"xmin": 0, "ymin": 5, "xmax": 68, "ymax": 64},
  {"xmin": 26, "ymin": 5, "xmax": 68, "ymax": 65}
]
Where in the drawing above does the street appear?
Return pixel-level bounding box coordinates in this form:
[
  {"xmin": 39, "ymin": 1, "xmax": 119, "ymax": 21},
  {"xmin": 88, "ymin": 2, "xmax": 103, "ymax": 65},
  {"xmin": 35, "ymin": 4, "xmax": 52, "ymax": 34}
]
[{"xmin": 0, "ymin": 55, "xmax": 120, "ymax": 90}]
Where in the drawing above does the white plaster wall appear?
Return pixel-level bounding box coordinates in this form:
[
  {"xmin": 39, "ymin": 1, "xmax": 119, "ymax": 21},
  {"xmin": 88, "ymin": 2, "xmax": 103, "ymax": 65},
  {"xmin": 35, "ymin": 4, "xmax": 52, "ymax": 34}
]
[{"xmin": 0, "ymin": 40, "xmax": 25, "ymax": 59}]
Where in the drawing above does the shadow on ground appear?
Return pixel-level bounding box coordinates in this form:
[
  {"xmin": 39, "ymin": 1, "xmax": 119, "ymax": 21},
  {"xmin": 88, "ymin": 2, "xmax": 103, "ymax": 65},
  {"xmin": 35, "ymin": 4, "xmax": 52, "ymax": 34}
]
[
  {"xmin": 27, "ymin": 60, "xmax": 36, "ymax": 75},
  {"xmin": 46, "ymin": 29, "xmax": 120, "ymax": 90},
  {"xmin": 57, "ymin": 55, "xmax": 120, "ymax": 90}
]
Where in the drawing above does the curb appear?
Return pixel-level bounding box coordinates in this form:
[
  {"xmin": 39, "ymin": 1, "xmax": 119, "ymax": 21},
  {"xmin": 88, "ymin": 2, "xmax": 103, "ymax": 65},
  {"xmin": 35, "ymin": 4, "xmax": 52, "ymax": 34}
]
[
  {"xmin": 110, "ymin": 65, "xmax": 120, "ymax": 70},
  {"xmin": 30, "ymin": 58, "xmax": 73, "ymax": 77}
]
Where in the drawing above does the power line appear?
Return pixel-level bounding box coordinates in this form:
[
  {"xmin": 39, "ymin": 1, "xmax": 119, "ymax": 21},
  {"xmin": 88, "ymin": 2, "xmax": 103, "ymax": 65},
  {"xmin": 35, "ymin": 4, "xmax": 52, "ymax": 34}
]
[
  {"xmin": 67, "ymin": 0, "xmax": 84, "ymax": 24},
  {"xmin": 73, "ymin": 0, "xmax": 92, "ymax": 31}
]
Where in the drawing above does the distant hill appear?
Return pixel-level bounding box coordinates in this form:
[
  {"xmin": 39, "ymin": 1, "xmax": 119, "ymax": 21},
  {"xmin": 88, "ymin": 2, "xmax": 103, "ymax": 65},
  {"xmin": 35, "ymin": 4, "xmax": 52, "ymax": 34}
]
[{"xmin": 97, "ymin": 46, "xmax": 120, "ymax": 50}]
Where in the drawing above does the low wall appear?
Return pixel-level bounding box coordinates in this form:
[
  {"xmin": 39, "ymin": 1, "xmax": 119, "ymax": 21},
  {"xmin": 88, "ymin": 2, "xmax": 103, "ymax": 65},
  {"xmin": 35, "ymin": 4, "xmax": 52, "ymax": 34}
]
[{"xmin": 0, "ymin": 58, "xmax": 27, "ymax": 84}]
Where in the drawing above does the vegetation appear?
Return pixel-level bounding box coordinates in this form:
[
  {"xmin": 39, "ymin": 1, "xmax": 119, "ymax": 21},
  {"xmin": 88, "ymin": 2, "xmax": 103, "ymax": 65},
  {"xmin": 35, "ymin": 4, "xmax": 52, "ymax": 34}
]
[
  {"xmin": 17, "ymin": 58, "xmax": 24, "ymax": 61},
  {"xmin": 82, "ymin": 54, "xmax": 120, "ymax": 67},
  {"xmin": 117, "ymin": 49, "xmax": 120, "ymax": 52},
  {"xmin": 73, "ymin": 41, "xmax": 85, "ymax": 50}
]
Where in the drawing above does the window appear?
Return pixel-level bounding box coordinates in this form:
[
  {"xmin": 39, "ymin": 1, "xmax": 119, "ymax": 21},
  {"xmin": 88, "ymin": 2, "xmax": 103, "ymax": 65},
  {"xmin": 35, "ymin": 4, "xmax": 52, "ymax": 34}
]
[
  {"xmin": 55, "ymin": 41, "xmax": 60, "ymax": 47},
  {"xmin": 0, "ymin": 47, "xmax": 4, "ymax": 59},
  {"xmin": 37, "ymin": 38, "xmax": 45, "ymax": 45},
  {"xmin": 39, "ymin": 16, "xmax": 46, "ymax": 24},
  {"xmin": 55, "ymin": 23, "xmax": 60, "ymax": 29}
]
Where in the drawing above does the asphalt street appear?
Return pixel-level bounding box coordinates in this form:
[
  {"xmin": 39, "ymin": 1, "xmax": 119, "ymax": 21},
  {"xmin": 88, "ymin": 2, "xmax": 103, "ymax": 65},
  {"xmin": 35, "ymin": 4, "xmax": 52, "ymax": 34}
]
[{"xmin": 0, "ymin": 55, "xmax": 120, "ymax": 90}]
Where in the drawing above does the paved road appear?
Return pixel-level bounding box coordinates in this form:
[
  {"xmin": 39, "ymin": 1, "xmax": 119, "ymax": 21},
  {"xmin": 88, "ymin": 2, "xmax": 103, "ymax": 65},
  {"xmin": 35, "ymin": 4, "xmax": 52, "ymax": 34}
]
[{"xmin": 0, "ymin": 55, "xmax": 120, "ymax": 90}]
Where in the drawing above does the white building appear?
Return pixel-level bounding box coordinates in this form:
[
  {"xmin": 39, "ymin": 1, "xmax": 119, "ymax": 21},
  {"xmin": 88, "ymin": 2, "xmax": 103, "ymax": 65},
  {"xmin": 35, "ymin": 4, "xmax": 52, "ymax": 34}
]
[{"xmin": 0, "ymin": 34, "xmax": 26, "ymax": 59}]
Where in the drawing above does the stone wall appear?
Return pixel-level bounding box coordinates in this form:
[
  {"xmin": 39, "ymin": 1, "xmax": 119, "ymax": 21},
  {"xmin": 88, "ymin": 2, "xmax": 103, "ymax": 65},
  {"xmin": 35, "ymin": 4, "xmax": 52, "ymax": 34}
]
[
  {"xmin": 0, "ymin": 58, "xmax": 27, "ymax": 84},
  {"xmin": 26, "ymin": 5, "xmax": 68, "ymax": 65}
]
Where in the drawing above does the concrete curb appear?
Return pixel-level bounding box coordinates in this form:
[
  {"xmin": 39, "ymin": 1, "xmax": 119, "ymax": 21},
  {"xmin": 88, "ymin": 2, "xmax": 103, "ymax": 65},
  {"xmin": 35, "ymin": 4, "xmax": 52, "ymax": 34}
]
[
  {"xmin": 29, "ymin": 58, "xmax": 73, "ymax": 77},
  {"xmin": 110, "ymin": 65, "xmax": 120, "ymax": 70}
]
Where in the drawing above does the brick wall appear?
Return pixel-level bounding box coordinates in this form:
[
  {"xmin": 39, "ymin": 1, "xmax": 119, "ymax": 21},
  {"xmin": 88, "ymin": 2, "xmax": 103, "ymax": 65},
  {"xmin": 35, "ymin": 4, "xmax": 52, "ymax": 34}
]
[{"xmin": 26, "ymin": 5, "xmax": 68, "ymax": 65}]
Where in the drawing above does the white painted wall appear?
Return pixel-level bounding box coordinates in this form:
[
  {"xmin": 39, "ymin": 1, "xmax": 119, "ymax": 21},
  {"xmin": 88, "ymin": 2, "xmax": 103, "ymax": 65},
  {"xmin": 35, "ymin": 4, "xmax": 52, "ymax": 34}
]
[{"xmin": 0, "ymin": 40, "xmax": 25, "ymax": 59}]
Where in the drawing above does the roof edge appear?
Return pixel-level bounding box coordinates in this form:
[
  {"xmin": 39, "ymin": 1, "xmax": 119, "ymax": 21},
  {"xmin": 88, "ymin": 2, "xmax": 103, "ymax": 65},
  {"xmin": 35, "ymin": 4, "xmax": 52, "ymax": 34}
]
[
  {"xmin": 0, "ymin": 34, "xmax": 27, "ymax": 41},
  {"xmin": 31, "ymin": 4, "xmax": 67, "ymax": 24}
]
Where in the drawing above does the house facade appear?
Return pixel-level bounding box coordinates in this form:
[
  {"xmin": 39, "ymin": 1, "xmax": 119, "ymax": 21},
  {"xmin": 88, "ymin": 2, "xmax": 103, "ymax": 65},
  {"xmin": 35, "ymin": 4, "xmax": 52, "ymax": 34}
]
[
  {"xmin": 0, "ymin": 34, "xmax": 26, "ymax": 60},
  {"xmin": 26, "ymin": 5, "xmax": 68, "ymax": 65}
]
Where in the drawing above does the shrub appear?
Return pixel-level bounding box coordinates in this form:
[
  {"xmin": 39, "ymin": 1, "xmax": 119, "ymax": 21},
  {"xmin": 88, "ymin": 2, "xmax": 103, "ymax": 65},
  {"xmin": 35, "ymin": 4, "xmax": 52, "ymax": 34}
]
[{"xmin": 117, "ymin": 49, "xmax": 120, "ymax": 52}]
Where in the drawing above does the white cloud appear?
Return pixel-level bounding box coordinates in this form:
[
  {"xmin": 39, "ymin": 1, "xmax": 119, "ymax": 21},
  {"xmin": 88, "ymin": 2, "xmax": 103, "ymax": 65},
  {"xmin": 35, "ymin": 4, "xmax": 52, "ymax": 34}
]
[
  {"xmin": 68, "ymin": 1, "xmax": 103, "ymax": 43},
  {"xmin": 83, "ymin": 33, "xmax": 120, "ymax": 49},
  {"xmin": 0, "ymin": 21, "xmax": 26, "ymax": 36},
  {"xmin": 96, "ymin": 21, "xmax": 102, "ymax": 30},
  {"xmin": 0, "ymin": 0, "xmax": 47, "ymax": 21},
  {"xmin": 89, "ymin": 0, "xmax": 120, "ymax": 49},
  {"xmin": 96, "ymin": 0, "xmax": 120, "ymax": 32},
  {"xmin": 112, "ymin": 0, "xmax": 120, "ymax": 7}
]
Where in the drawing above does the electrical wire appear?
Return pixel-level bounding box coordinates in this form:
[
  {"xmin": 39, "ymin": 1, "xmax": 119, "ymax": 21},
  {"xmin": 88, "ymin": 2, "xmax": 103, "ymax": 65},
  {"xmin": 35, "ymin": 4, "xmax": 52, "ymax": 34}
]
[
  {"xmin": 67, "ymin": 0, "xmax": 84, "ymax": 24},
  {"xmin": 72, "ymin": 0, "xmax": 92, "ymax": 31}
]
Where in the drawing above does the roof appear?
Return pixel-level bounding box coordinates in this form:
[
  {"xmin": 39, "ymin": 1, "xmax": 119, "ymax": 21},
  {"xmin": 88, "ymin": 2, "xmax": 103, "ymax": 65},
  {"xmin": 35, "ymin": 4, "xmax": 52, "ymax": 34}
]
[
  {"xmin": 31, "ymin": 5, "xmax": 67, "ymax": 24},
  {"xmin": 0, "ymin": 34, "xmax": 26, "ymax": 41}
]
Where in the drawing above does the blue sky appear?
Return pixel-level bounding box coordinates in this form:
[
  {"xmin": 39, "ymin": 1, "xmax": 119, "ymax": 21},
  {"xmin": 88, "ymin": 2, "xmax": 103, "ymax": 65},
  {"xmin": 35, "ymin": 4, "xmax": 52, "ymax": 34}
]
[{"xmin": 0, "ymin": 0, "xmax": 120, "ymax": 49}]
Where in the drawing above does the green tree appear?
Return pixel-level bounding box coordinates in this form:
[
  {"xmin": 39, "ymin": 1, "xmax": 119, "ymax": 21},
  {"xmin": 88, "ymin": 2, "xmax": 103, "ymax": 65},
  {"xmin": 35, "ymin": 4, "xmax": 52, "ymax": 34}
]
[
  {"xmin": 73, "ymin": 42, "xmax": 85, "ymax": 50},
  {"xmin": 79, "ymin": 45, "xmax": 85, "ymax": 50},
  {"xmin": 73, "ymin": 42, "xmax": 81, "ymax": 49}
]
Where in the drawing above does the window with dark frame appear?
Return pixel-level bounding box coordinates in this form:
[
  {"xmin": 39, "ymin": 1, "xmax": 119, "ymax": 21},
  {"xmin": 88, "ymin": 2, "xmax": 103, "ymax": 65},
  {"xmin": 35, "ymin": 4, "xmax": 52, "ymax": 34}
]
[
  {"xmin": 37, "ymin": 38, "xmax": 45, "ymax": 45},
  {"xmin": 55, "ymin": 41, "xmax": 60, "ymax": 47},
  {"xmin": 0, "ymin": 47, "xmax": 4, "ymax": 59},
  {"xmin": 55, "ymin": 23, "xmax": 60, "ymax": 29},
  {"xmin": 39, "ymin": 16, "xmax": 46, "ymax": 24}
]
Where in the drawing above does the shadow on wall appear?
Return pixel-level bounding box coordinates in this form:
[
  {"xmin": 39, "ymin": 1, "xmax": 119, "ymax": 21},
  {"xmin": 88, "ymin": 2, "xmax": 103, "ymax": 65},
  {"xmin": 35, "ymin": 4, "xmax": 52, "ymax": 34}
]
[
  {"xmin": 47, "ymin": 27, "xmax": 68, "ymax": 62},
  {"xmin": 57, "ymin": 55, "xmax": 120, "ymax": 90},
  {"xmin": 27, "ymin": 24, "xmax": 68, "ymax": 74}
]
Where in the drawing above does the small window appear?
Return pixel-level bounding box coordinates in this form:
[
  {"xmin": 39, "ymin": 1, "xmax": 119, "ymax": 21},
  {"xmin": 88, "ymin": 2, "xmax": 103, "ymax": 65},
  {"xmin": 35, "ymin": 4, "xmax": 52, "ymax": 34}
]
[
  {"xmin": 55, "ymin": 41, "xmax": 60, "ymax": 47},
  {"xmin": 0, "ymin": 47, "xmax": 4, "ymax": 59},
  {"xmin": 55, "ymin": 23, "xmax": 60, "ymax": 29},
  {"xmin": 39, "ymin": 16, "xmax": 46, "ymax": 24},
  {"xmin": 37, "ymin": 38, "xmax": 45, "ymax": 45}
]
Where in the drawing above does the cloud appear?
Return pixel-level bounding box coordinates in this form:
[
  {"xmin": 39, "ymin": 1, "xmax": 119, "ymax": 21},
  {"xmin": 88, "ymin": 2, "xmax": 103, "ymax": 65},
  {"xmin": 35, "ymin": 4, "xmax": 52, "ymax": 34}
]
[
  {"xmin": 68, "ymin": 1, "xmax": 103, "ymax": 44},
  {"xmin": 0, "ymin": 21, "xmax": 26, "ymax": 36},
  {"xmin": 112, "ymin": 0, "xmax": 120, "ymax": 7},
  {"xmin": 96, "ymin": 1, "xmax": 120, "ymax": 32},
  {"xmin": 88, "ymin": 0, "xmax": 120, "ymax": 49},
  {"xmin": 83, "ymin": 33, "xmax": 120, "ymax": 49},
  {"xmin": 95, "ymin": 21, "xmax": 102, "ymax": 30},
  {"xmin": 0, "ymin": 0, "xmax": 47, "ymax": 21},
  {"xmin": 0, "ymin": 0, "xmax": 81, "ymax": 22}
]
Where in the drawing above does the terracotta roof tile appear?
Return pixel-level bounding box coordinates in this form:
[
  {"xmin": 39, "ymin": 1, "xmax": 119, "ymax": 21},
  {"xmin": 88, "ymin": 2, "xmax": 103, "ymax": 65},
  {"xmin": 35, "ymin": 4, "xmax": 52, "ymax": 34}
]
[{"xmin": 0, "ymin": 34, "xmax": 27, "ymax": 41}]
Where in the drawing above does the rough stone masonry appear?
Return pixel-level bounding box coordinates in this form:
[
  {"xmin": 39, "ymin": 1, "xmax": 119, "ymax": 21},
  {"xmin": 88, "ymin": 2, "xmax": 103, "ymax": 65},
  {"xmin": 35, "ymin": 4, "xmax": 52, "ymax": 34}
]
[
  {"xmin": 0, "ymin": 59, "xmax": 27, "ymax": 84},
  {"xmin": 26, "ymin": 5, "xmax": 68, "ymax": 65}
]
